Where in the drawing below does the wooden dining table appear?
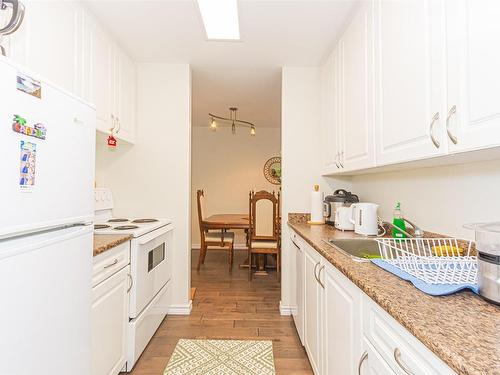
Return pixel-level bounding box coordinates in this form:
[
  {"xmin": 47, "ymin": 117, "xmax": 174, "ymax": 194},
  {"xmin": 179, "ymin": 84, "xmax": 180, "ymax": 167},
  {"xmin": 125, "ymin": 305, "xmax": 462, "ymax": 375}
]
[{"xmin": 204, "ymin": 213, "xmax": 274, "ymax": 275}]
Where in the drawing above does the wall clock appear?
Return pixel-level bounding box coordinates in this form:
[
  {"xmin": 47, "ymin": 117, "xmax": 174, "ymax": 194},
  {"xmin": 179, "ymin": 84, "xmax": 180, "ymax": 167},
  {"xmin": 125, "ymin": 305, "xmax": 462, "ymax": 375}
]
[{"xmin": 263, "ymin": 156, "xmax": 281, "ymax": 185}]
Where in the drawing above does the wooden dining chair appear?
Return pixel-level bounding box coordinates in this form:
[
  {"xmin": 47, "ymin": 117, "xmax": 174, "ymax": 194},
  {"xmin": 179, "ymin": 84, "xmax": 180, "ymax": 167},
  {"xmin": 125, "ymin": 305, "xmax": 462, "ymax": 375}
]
[
  {"xmin": 196, "ymin": 190, "xmax": 235, "ymax": 272},
  {"xmin": 248, "ymin": 190, "xmax": 281, "ymax": 280}
]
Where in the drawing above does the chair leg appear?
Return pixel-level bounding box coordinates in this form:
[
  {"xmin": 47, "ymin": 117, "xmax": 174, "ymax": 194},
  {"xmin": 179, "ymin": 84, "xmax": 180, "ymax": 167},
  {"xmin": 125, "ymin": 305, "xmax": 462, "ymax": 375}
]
[
  {"xmin": 228, "ymin": 244, "xmax": 234, "ymax": 272},
  {"xmin": 201, "ymin": 245, "xmax": 208, "ymax": 264},
  {"xmin": 276, "ymin": 252, "xmax": 280, "ymax": 280},
  {"xmin": 248, "ymin": 250, "xmax": 252, "ymax": 281},
  {"xmin": 197, "ymin": 246, "xmax": 205, "ymax": 271}
]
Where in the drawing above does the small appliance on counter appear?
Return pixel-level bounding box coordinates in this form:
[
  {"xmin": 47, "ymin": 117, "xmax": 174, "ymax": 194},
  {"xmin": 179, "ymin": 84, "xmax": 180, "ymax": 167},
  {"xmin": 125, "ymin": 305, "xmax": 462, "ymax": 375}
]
[
  {"xmin": 465, "ymin": 222, "xmax": 500, "ymax": 305},
  {"xmin": 350, "ymin": 202, "xmax": 384, "ymax": 236},
  {"xmin": 335, "ymin": 206, "xmax": 355, "ymax": 231},
  {"xmin": 323, "ymin": 189, "xmax": 359, "ymax": 226}
]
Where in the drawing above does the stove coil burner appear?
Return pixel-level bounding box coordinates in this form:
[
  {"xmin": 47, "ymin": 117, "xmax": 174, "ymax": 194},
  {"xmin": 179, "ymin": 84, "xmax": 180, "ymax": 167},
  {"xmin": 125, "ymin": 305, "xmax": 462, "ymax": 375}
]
[
  {"xmin": 94, "ymin": 224, "xmax": 111, "ymax": 230},
  {"xmin": 132, "ymin": 219, "xmax": 159, "ymax": 223},
  {"xmin": 114, "ymin": 225, "xmax": 139, "ymax": 230},
  {"xmin": 108, "ymin": 218, "xmax": 129, "ymax": 223}
]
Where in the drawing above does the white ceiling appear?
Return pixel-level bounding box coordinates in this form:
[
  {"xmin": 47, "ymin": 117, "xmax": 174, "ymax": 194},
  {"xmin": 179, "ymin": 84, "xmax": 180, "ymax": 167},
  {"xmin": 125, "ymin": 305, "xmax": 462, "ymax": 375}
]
[{"xmin": 84, "ymin": 0, "xmax": 359, "ymax": 128}]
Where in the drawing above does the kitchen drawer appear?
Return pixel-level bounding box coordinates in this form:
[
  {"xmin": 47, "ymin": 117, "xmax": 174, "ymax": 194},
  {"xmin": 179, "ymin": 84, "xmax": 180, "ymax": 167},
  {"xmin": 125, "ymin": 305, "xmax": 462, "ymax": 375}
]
[
  {"xmin": 92, "ymin": 241, "xmax": 130, "ymax": 287},
  {"xmin": 363, "ymin": 296, "xmax": 456, "ymax": 375},
  {"xmin": 289, "ymin": 228, "xmax": 304, "ymax": 248}
]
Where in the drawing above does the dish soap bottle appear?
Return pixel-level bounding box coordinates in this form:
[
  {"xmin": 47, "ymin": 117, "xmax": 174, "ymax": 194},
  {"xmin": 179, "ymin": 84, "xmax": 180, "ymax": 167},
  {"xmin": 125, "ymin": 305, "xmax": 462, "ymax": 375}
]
[{"xmin": 392, "ymin": 202, "xmax": 407, "ymax": 238}]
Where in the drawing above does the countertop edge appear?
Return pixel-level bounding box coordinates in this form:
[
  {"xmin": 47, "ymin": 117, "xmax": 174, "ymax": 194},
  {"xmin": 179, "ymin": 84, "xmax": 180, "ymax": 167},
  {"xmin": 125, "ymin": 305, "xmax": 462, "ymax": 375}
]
[{"xmin": 93, "ymin": 234, "xmax": 132, "ymax": 257}]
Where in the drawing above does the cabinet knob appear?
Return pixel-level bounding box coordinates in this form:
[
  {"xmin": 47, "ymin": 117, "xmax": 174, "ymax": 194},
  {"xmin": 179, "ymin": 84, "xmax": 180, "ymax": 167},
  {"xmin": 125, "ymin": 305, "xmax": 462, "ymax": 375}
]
[
  {"xmin": 446, "ymin": 105, "xmax": 458, "ymax": 144},
  {"xmin": 394, "ymin": 348, "xmax": 415, "ymax": 375},
  {"xmin": 429, "ymin": 112, "xmax": 440, "ymax": 148},
  {"xmin": 357, "ymin": 351, "xmax": 368, "ymax": 375}
]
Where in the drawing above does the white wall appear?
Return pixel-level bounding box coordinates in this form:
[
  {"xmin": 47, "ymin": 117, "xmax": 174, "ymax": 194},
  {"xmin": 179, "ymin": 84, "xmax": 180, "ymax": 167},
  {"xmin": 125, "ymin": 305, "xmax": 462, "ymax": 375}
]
[
  {"xmin": 350, "ymin": 159, "xmax": 500, "ymax": 239},
  {"xmin": 95, "ymin": 63, "xmax": 192, "ymax": 312},
  {"xmin": 191, "ymin": 126, "xmax": 281, "ymax": 247},
  {"xmin": 280, "ymin": 67, "xmax": 349, "ymax": 312}
]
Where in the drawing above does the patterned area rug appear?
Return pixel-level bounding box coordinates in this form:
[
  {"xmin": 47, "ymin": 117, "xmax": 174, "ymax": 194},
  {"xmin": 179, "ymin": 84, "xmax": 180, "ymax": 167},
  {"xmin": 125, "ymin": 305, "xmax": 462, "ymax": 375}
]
[{"xmin": 164, "ymin": 339, "xmax": 276, "ymax": 375}]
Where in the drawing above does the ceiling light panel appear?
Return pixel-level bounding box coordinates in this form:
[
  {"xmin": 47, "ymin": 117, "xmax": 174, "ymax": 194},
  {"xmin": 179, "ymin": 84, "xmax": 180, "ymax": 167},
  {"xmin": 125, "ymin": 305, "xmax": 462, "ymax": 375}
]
[{"xmin": 197, "ymin": 0, "xmax": 240, "ymax": 40}]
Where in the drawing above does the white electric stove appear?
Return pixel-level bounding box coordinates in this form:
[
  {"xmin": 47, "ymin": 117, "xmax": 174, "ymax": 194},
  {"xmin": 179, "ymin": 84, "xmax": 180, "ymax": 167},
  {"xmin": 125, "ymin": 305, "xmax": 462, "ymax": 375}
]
[{"xmin": 94, "ymin": 188, "xmax": 173, "ymax": 371}]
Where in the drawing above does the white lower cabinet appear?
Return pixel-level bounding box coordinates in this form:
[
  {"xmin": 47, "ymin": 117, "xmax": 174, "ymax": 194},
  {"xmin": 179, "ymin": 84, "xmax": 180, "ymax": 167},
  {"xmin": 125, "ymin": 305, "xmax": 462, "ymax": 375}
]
[
  {"xmin": 303, "ymin": 244, "xmax": 323, "ymax": 375},
  {"xmin": 294, "ymin": 241, "xmax": 457, "ymax": 375},
  {"xmin": 290, "ymin": 230, "xmax": 305, "ymax": 344},
  {"xmin": 92, "ymin": 245, "xmax": 131, "ymax": 375},
  {"xmin": 322, "ymin": 262, "xmax": 363, "ymax": 375}
]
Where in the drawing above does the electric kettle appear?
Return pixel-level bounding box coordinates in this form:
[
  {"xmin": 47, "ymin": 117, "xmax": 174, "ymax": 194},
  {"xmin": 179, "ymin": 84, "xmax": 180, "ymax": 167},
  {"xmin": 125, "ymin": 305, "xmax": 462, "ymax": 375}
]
[{"xmin": 349, "ymin": 203, "xmax": 381, "ymax": 236}]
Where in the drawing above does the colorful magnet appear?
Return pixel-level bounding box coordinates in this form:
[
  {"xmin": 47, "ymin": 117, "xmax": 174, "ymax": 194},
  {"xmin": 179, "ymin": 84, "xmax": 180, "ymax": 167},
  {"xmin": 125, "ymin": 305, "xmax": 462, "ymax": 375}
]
[
  {"xmin": 12, "ymin": 115, "xmax": 47, "ymax": 140},
  {"xmin": 19, "ymin": 140, "xmax": 36, "ymax": 191},
  {"xmin": 17, "ymin": 72, "xmax": 42, "ymax": 99}
]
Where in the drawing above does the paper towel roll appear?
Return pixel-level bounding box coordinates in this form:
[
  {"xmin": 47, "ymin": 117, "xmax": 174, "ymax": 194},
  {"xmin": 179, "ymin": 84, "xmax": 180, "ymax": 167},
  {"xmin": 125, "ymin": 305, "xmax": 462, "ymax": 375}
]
[{"xmin": 310, "ymin": 187, "xmax": 324, "ymax": 224}]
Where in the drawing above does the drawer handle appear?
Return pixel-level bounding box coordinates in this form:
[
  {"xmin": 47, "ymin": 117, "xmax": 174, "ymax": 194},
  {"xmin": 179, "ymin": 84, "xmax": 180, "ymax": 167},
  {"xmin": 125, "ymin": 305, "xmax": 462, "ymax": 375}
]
[
  {"xmin": 103, "ymin": 259, "xmax": 118, "ymax": 269},
  {"xmin": 358, "ymin": 351, "xmax": 368, "ymax": 375},
  {"xmin": 127, "ymin": 273, "xmax": 133, "ymax": 293},
  {"xmin": 394, "ymin": 348, "xmax": 414, "ymax": 375}
]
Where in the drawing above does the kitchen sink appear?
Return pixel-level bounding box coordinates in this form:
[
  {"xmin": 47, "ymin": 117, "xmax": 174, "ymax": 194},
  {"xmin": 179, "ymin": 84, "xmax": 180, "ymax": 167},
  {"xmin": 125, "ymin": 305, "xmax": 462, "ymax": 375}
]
[{"xmin": 325, "ymin": 239, "xmax": 381, "ymax": 262}]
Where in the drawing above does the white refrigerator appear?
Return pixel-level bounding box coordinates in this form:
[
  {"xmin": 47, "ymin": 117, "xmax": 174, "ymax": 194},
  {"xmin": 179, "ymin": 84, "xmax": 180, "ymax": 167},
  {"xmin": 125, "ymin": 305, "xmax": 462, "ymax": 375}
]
[{"xmin": 0, "ymin": 57, "xmax": 96, "ymax": 375}]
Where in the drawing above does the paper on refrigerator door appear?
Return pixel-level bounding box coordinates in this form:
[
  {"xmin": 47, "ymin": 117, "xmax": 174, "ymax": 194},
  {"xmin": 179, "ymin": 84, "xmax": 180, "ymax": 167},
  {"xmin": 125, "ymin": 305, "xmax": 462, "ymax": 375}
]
[{"xmin": 19, "ymin": 140, "xmax": 36, "ymax": 191}]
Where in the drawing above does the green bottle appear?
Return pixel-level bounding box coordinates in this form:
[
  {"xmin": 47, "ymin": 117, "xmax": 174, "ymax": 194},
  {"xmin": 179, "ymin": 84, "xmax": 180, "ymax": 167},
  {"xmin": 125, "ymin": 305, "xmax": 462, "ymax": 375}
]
[{"xmin": 392, "ymin": 202, "xmax": 407, "ymax": 238}]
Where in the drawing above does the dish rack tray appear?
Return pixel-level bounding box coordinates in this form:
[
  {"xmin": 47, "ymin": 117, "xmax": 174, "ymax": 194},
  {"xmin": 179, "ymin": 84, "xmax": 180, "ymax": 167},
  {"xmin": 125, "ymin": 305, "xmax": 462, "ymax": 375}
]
[{"xmin": 375, "ymin": 238, "xmax": 477, "ymax": 285}]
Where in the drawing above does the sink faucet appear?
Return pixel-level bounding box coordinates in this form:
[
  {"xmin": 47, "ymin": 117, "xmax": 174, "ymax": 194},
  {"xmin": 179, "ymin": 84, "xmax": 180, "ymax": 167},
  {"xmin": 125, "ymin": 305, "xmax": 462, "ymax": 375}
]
[{"xmin": 382, "ymin": 218, "xmax": 424, "ymax": 238}]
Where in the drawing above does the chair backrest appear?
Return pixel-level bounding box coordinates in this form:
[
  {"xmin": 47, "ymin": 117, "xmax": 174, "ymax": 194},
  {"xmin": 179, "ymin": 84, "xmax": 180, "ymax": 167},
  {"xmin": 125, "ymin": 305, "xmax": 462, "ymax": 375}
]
[
  {"xmin": 196, "ymin": 189, "xmax": 206, "ymax": 237},
  {"xmin": 249, "ymin": 190, "xmax": 280, "ymax": 242}
]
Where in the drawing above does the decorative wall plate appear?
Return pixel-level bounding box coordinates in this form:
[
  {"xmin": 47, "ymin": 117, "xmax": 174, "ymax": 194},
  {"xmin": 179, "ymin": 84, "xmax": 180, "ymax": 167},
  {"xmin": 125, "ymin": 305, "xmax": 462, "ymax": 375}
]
[{"xmin": 264, "ymin": 156, "xmax": 281, "ymax": 185}]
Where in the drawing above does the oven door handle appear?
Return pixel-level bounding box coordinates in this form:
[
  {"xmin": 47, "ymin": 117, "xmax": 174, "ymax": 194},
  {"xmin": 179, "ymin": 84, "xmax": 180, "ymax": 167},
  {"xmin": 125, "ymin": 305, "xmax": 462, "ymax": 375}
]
[{"xmin": 137, "ymin": 224, "xmax": 173, "ymax": 245}]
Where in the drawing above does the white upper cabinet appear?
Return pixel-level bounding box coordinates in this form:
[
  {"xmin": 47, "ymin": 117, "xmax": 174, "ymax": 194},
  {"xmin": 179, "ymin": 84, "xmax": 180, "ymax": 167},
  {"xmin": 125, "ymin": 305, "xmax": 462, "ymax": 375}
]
[
  {"xmin": 1, "ymin": 2, "xmax": 136, "ymax": 144},
  {"xmin": 115, "ymin": 48, "xmax": 137, "ymax": 143},
  {"xmin": 89, "ymin": 19, "xmax": 114, "ymax": 135},
  {"xmin": 320, "ymin": 51, "xmax": 339, "ymax": 173},
  {"xmin": 5, "ymin": 2, "xmax": 83, "ymax": 94},
  {"xmin": 88, "ymin": 19, "xmax": 136, "ymax": 144},
  {"xmin": 374, "ymin": 0, "xmax": 447, "ymax": 165},
  {"xmin": 341, "ymin": 2, "xmax": 375, "ymax": 171},
  {"xmin": 445, "ymin": 0, "xmax": 500, "ymax": 152}
]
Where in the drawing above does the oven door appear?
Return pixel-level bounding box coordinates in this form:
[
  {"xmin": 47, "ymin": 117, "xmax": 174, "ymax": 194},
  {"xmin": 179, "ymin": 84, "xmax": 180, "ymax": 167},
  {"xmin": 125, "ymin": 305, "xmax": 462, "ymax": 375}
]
[{"xmin": 129, "ymin": 224, "xmax": 173, "ymax": 319}]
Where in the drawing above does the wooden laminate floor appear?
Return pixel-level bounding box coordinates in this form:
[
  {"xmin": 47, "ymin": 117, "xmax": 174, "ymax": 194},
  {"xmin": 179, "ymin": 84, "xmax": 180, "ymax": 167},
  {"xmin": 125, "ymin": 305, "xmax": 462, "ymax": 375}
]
[{"xmin": 127, "ymin": 249, "xmax": 313, "ymax": 375}]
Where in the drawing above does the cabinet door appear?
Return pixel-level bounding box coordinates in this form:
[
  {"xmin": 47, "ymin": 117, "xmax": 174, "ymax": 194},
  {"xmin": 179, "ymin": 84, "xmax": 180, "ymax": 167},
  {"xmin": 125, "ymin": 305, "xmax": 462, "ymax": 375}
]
[
  {"xmin": 303, "ymin": 245, "xmax": 322, "ymax": 375},
  {"xmin": 115, "ymin": 49, "xmax": 136, "ymax": 143},
  {"xmin": 291, "ymin": 237, "xmax": 305, "ymax": 345},
  {"xmin": 322, "ymin": 262, "xmax": 363, "ymax": 375},
  {"xmin": 90, "ymin": 20, "xmax": 114, "ymax": 134},
  {"xmin": 374, "ymin": 0, "xmax": 447, "ymax": 165},
  {"xmin": 91, "ymin": 266, "xmax": 130, "ymax": 375},
  {"xmin": 340, "ymin": 2, "xmax": 375, "ymax": 171},
  {"xmin": 15, "ymin": 2, "xmax": 82, "ymax": 94},
  {"xmin": 446, "ymin": 0, "xmax": 500, "ymax": 152},
  {"xmin": 321, "ymin": 49, "xmax": 341, "ymax": 174}
]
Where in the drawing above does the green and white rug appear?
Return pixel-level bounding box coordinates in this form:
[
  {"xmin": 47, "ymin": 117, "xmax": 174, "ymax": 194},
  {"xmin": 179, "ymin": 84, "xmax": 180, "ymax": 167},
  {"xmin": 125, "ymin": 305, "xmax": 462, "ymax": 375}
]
[{"xmin": 164, "ymin": 339, "xmax": 276, "ymax": 375}]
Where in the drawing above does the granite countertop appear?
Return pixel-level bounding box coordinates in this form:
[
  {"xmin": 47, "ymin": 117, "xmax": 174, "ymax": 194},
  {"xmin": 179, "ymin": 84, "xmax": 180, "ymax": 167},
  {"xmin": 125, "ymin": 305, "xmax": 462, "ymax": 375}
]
[
  {"xmin": 93, "ymin": 234, "xmax": 132, "ymax": 257},
  {"xmin": 288, "ymin": 215, "xmax": 500, "ymax": 375}
]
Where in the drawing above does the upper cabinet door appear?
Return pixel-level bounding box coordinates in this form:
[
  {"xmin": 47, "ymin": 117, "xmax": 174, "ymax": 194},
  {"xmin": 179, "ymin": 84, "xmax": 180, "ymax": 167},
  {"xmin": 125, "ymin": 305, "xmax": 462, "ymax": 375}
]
[
  {"xmin": 89, "ymin": 21, "xmax": 114, "ymax": 135},
  {"xmin": 374, "ymin": 0, "xmax": 447, "ymax": 165},
  {"xmin": 115, "ymin": 49, "xmax": 137, "ymax": 143},
  {"xmin": 13, "ymin": 2, "xmax": 82, "ymax": 94},
  {"xmin": 341, "ymin": 3, "xmax": 375, "ymax": 171},
  {"xmin": 320, "ymin": 48, "xmax": 341, "ymax": 174},
  {"xmin": 446, "ymin": 0, "xmax": 500, "ymax": 152}
]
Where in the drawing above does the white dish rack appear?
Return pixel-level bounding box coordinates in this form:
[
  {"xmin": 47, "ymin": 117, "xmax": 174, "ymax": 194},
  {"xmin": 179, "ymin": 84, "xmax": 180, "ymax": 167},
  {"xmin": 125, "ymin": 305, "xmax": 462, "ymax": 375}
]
[{"xmin": 375, "ymin": 238, "xmax": 478, "ymax": 285}]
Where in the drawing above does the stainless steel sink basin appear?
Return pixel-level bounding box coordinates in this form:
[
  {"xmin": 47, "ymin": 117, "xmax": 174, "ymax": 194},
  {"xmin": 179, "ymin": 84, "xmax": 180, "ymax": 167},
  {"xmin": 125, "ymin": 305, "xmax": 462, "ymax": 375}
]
[{"xmin": 324, "ymin": 239, "xmax": 381, "ymax": 262}]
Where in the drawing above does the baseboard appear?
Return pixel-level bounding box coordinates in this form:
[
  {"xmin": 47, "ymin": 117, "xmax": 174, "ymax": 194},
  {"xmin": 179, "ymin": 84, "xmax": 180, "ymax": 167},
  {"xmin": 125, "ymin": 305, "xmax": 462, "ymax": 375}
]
[
  {"xmin": 279, "ymin": 301, "xmax": 293, "ymax": 316},
  {"xmin": 192, "ymin": 244, "xmax": 248, "ymax": 250},
  {"xmin": 167, "ymin": 300, "xmax": 193, "ymax": 315}
]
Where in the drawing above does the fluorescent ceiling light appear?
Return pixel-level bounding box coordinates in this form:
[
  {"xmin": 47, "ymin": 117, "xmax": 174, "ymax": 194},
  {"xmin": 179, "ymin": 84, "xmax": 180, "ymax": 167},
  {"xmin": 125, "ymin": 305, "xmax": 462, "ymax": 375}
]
[{"xmin": 197, "ymin": 0, "xmax": 240, "ymax": 40}]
